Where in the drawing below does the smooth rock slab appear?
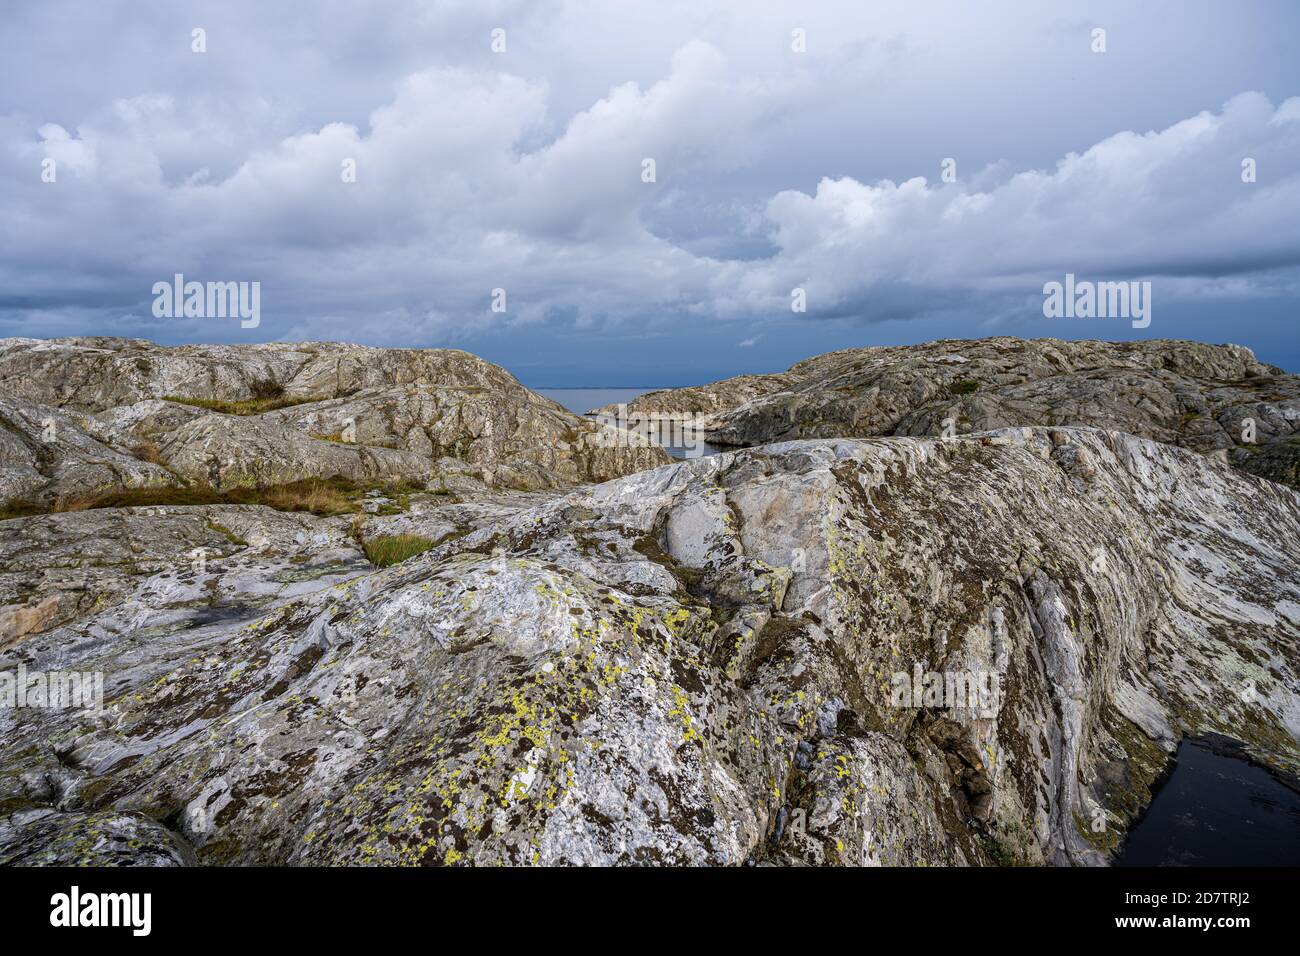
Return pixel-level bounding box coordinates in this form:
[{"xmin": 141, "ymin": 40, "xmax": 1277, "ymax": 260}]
[{"xmin": 0, "ymin": 428, "xmax": 1296, "ymax": 866}]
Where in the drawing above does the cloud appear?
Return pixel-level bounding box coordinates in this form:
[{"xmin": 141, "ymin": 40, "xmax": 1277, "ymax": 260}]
[
  {"xmin": 0, "ymin": 40, "xmax": 797, "ymax": 338},
  {"xmin": 710, "ymin": 92, "xmax": 1300, "ymax": 322},
  {"xmin": 1, "ymin": 13, "xmax": 1299, "ymax": 350}
]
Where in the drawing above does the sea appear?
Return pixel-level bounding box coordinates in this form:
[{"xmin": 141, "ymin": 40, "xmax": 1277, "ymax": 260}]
[
  {"xmin": 535, "ymin": 387, "xmax": 653, "ymax": 416},
  {"xmin": 536, "ymin": 387, "xmax": 722, "ymax": 459}
]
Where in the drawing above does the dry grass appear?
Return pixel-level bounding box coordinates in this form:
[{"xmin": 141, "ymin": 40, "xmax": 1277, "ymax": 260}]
[
  {"xmin": 162, "ymin": 393, "xmax": 323, "ymax": 416},
  {"xmin": 130, "ymin": 441, "xmax": 167, "ymax": 466},
  {"xmin": 49, "ymin": 486, "xmax": 227, "ymax": 513},
  {"xmin": 258, "ymin": 480, "xmax": 353, "ymax": 515},
  {"xmin": 0, "ymin": 477, "xmax": 422, "ymax": 521},
  {"xmin": 0, "ymin": 500, "xmax": 47, "ymax": 521}
]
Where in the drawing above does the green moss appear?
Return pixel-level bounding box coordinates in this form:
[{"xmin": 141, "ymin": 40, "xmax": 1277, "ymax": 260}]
[
  {"xmin": 631, "ymin": 533, "xmax": 705, "ymax": 590},
  {"xmin": 975, "ymin": 815, "xmax": 1041, "ymax": 867},
  {"xmin": 205, "ymin": 520, "xmax": 248, "ymax": 546},
  {"xmin": 977, "ymin": 833, "xmax": 1021, "ymax": 866},
  {"xmin": 1090, "ymin": 705, "xmax": 1172, "ymax": 847},
  {"xmin": 1075, "ymin": 810, "xmax": 1121, "ymax": 853}
]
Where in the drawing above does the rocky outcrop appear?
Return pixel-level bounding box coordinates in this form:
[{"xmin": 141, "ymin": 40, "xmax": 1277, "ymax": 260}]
[
  {"xmin": 2, "ymin": 428, "xmax": 1295, "ymax": 865},
  {"xmin": 600, "ymin": 338, "xmax": 1300, "ymax": 486},
  {"xmin": 612, "ymin": 373, "xmax": 795, "ymax": 419},
  {"xmin": 0, "ymin": 338, "xmax": 668, "ymax": 502},
  {"xmin": 0, "ymin": 337, "xmax": 524, "ymax": 411},
  {"xmin": 253, "ymin": 384, "xmax": 668, "ymax": 489},
  {"xmin": 0, "ymin": 396, "xmax": 178, "ymax": 504},
  {"xmin": 0, "ymin": 504, "xmax": 378, "ymax": 655}
]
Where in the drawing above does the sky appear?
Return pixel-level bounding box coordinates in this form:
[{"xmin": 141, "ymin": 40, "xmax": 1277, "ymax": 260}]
[{"xmin": 2, "ymin": 0, "xmax": 1298, "ymax": 385}]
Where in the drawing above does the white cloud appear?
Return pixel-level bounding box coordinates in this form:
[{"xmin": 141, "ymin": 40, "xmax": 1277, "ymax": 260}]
[
  {"xmin": 711, "ymin": 91, "xmax": 1300, "ymax": 320},
  {"xmin": 2, "ymin": 24, "xmax": 1299, "ymax": 346}
]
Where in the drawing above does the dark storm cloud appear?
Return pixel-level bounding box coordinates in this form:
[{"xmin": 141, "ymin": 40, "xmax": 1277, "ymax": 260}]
[{"xmin": 2, "ymin": 0, "xmax": 1299, "ymax": 374}]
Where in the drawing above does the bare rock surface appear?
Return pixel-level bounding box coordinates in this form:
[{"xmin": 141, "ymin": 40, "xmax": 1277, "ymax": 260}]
[
  {"xmin": 0, "ymin": 337, "xmax": 668, "ymax": 501},
  {"xmin": 2, "ymin": 427, "xmax": 1295, "ymax": 866},
  {"xmin": 0, "ymin": 337, "xmax": 518, "ymax": 411},
  {"xmin": 0, "ymin": 396, "xmax": 178, "ymax": 504},
  {"xmin": 0, "ymin": 481, "xmax": 554, "ymax": 653},
  {"xmin": 0, "ymin": 505, "xmax": 366, "ymax": 651},
  {"xmin": 601, "ymin": 338, "xmax": 1300, "ymax": 486}
]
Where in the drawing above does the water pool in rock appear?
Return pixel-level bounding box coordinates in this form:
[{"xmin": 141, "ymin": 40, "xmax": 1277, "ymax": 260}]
[{"xmin": 1116, "ymin": 735, "xmax": 1300, "ymax": 866}]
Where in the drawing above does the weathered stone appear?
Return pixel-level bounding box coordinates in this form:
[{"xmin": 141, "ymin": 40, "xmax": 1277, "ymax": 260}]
[
  {"xmin": 0, "ymin": 505, "xmax": 369, "ymax": 649},
  {"xmin": 600, "ymin": 337, "xmax": 1300, "ymax": 487},
  {"xmin": 0, "ymin": 396, "xmax": 177, "ymax": 504},
  {"xmin": 156, "ymin": 414, "xmax": 435, "ymax": 491},
  {"xmin": 0, "ymin": 337, "xmax": 669, "ymax": 499},
  {"xmin": 0, "ymin": 809, "xmax": 196, "ymax": 866},
  {"xmin": 1, "ymin": 428, "xmax": 1294, "ymax": 866}
]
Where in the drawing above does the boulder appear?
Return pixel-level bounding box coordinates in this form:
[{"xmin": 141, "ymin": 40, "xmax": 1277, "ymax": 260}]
[{"xmin": 0, "ymin": 396, "xmax": 177, "ymax": 504}]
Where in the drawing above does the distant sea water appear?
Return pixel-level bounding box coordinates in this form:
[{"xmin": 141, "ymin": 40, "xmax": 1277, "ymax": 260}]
[
  {"xmin": 534, "ymin": 388, "xmax": 656, "ymax": 416},
  {"xmin": 535, "ymin": 387, "xmax": 722, "ymax": 459}
]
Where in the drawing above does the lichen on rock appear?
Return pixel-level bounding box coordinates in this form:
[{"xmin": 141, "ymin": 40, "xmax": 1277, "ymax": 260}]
[{"xmin": 2, "ymin": 426, "xmax": 1295, "ymax": 866}]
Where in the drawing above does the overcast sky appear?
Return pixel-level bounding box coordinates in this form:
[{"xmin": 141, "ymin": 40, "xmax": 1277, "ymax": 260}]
[{"xmin": 3, "ymin": 0, "xmax": 1299, "ymax": 384}]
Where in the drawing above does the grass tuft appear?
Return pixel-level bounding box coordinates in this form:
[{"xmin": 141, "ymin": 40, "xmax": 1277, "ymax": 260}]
[
  {"xmin": 0, "ymin": 477, "xmax": 426, "ymax": 521},
  {"xmin": 362, "ymin": 534, "xmax": 439, "ymax": 567},
  {"xmin": 205, "ymin": 519, "xmax": 248, "ymax": 546},
  {"xmin": 131, "ymin": 441, "xmax": 167, "ymax": 466},
  {"xmin": 162, "ymin": 393, "xmax": 322, "ymax": 416},
  {"xmin": 249, "ymin": 377, "xmax": 286, "ymax": 401},
  {"xmin": 258, "ymin": 480, "xmax": 354, "ymax": 515}
]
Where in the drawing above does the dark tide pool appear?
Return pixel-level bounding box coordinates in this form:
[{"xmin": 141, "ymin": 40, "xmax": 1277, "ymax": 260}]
[{"xmin": 1116, "ymin": 735, "xmax": 1300, "ymax": 866}]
